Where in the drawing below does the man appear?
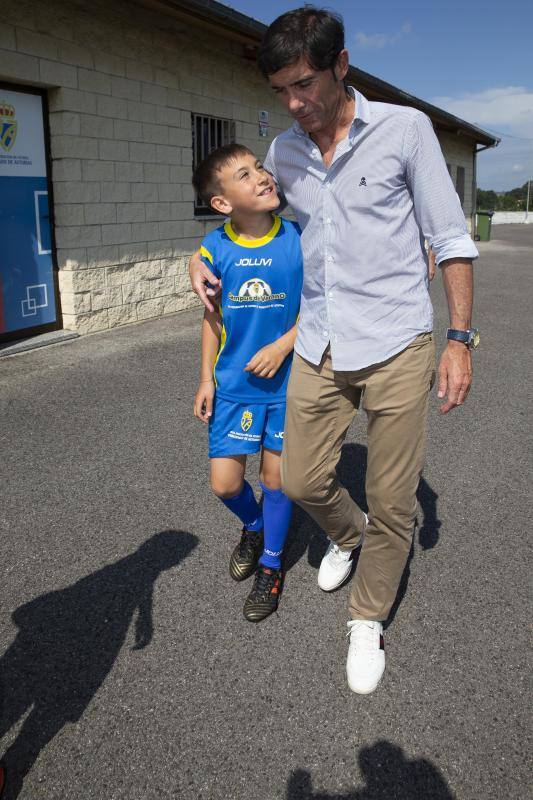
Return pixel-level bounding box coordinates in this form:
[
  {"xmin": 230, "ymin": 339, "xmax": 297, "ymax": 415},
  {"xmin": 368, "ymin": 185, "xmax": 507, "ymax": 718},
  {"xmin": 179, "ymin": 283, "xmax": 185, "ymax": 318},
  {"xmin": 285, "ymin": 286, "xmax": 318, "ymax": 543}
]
[{"xmin": 189, "ymin": 7, "xmax": 479, "ymax": 694}]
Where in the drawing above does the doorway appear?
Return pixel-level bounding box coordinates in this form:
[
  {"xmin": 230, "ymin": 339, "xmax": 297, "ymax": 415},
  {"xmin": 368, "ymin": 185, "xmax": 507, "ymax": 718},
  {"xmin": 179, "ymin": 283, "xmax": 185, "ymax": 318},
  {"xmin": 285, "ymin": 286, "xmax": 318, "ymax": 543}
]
[{"xmin": 0, "ymin": 84, "xmax": 60, "ymax": 343}]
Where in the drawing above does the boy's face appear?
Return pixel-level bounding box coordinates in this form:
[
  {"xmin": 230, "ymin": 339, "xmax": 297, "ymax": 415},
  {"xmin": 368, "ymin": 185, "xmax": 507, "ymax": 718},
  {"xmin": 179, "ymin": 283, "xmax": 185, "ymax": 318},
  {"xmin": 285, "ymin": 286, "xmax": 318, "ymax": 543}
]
[{"xmin": 211, "ymin": 153, "xmax": 279, "ymax": 216}]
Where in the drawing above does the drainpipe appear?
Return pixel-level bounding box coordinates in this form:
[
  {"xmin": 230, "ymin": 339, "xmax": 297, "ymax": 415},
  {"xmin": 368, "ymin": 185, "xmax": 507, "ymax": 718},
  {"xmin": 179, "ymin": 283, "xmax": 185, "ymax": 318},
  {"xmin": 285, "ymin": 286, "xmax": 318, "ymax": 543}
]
[
  {"xmin": 472, "ymin": 147, "xmax": 477, "ymax": 238},
  {"xmin": 473, "ymin": 139, "xmax": 500, "ymax": 239}
]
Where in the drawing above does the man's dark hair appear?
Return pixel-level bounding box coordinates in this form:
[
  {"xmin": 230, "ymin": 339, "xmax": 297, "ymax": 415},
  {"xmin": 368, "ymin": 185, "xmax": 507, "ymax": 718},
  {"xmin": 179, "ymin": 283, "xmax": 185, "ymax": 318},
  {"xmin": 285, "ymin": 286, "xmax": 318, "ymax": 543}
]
[
  {"xmin": 192, "ymin": 143, "xmax": 254, "ymax": 210},
  {"xmin": 258, "ymin": 5, "xmax": 345, "ymax": 77}
]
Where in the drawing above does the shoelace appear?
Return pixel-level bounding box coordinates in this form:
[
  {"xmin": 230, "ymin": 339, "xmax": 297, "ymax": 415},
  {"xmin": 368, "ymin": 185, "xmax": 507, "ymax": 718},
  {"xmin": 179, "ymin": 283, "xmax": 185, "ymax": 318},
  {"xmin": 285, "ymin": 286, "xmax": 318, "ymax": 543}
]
[
  {"xmin": 251, "ymin": 568, "xmax": 276, "ymax": 599},
  {"xmin": 346, "ymin": 621, "xmax": 378, "ymax": 653},
  {"xmin": 327, "ymin": 542, "xmax": 351, "ymax": 563}
]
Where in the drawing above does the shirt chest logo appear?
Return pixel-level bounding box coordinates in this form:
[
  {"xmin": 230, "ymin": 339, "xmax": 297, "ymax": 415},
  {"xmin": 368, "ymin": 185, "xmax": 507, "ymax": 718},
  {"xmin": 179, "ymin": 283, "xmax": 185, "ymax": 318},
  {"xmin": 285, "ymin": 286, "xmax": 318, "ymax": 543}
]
[
  {"xmin": 228, "ymin": 278, "xmax": 286, "ymax": 303},
  {"xmin": 358, "ymin": 177, "xmax": 367, "ymax": 187},
  {"xmin": 234, "ymin": 257, "xmax": 272, "ymax": 267}
]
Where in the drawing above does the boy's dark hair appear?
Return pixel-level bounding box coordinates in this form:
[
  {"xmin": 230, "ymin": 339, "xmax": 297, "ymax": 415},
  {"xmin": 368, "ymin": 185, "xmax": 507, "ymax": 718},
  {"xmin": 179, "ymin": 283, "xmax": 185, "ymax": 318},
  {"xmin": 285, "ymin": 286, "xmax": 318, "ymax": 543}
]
[
  {"xmin": 192, "ymin": 143, "xmax": 254, "ymax": 210},
  {"xmin": 258, "ymin": 6, "xmax": 345, "ymax": 77}
]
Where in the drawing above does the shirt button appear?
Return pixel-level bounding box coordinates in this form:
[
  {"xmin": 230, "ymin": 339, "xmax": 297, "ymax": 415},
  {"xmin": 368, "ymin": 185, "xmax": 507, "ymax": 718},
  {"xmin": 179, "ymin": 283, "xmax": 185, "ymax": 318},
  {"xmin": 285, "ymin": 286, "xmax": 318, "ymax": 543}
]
[
  {"xmin": 327, "ymin": 255, "xmax": 333, "ymax": 262},
  {"xmin": 325, "ymin": 218, "xmax": 332, "ymax": 224},
  {"xmin": 328, "ymin": 291, "xmax": 333, "ymax": 298},
  {"xmin": 323, "ymin": 329, "xmax": 328, "ymax": 337}
]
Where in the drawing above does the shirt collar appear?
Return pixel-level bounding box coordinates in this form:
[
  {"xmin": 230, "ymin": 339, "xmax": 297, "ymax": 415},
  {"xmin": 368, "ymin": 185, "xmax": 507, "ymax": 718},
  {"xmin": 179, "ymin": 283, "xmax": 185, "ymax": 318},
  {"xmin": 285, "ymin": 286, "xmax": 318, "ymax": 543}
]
[{"xmin": 291, "ymin": 85, "xmax": 371, "ymax": 138}]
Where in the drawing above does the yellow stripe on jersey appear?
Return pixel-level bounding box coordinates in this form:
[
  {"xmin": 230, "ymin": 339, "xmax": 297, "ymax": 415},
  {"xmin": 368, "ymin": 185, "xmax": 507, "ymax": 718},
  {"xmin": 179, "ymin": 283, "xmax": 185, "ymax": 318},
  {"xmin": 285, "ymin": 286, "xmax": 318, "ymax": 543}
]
[
  {"xmin": 224, "ymin": 214, "xmax": 281, "ymax": 248},
  {"xmin": 200, "ymin": 245, "xmax": 214, "ymax": 264},
  {"xmin": 213, "ymin": 307, "xmax": 226, "ymax": 388}
]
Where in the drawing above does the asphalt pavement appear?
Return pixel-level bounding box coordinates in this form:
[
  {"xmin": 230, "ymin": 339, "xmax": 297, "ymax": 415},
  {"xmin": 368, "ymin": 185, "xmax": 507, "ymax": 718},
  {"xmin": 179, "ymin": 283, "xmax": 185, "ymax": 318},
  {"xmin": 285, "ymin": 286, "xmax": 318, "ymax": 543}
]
[{"xmin": 0, "ymin": 224, "xmax": 531, "ymax": 800}]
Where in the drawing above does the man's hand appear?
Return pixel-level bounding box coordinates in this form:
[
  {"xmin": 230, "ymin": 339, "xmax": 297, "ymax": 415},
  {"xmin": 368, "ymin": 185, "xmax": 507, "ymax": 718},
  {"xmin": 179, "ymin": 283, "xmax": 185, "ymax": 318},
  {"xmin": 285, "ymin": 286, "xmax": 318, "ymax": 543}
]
[
  {"xmin": 245, "ymin": 342, "xmax": 286, "ymax": 378},
  {"xmin": 189, "ymin": 250, "xmax": 221, "ymax": 313},
  {"xmin": 194, "ymin": 379, "xmax": 215, "ymax": 422},
  {"xmin": 437, "ymin": 341, "xmax": 472, "ymax": 414}
]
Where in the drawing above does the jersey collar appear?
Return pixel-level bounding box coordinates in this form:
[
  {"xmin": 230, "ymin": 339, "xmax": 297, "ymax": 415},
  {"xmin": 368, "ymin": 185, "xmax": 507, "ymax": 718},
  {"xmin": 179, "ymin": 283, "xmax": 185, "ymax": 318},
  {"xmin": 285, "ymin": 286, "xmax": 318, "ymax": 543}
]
[{"xmin": 224, "ymin": 214, "xmax": 281, "ymax": 248}]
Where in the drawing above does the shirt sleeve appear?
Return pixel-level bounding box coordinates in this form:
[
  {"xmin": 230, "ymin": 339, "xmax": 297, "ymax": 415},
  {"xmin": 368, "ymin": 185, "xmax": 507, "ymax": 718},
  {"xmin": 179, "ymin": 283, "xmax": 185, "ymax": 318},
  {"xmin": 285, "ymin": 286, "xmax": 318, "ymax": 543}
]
[
  {"xmin": 403, "ymin": 112, "xmax": 478, "ymax": 265},
  {"xmin": 199, "ymin": 233, "xmax": 221, "ymax": 280},
  {"xmin": 264, "ymin": 140, "xmax": 288, "ymax": 212}
]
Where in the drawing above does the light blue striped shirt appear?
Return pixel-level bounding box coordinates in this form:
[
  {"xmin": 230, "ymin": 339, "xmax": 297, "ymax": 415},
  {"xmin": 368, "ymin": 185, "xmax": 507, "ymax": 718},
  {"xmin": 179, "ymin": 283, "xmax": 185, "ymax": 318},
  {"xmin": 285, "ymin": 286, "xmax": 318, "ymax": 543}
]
[{"xmin": 264, "ymin": 87, "xmax": 478, "ymax": 370}]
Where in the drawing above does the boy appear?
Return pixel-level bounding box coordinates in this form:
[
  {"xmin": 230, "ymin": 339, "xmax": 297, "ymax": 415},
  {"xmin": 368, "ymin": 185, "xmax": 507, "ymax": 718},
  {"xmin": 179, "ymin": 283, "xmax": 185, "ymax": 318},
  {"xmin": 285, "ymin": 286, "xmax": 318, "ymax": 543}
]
[{"xmin": 192, "ymin": 143, "xmax": 302, "ymax": 622}]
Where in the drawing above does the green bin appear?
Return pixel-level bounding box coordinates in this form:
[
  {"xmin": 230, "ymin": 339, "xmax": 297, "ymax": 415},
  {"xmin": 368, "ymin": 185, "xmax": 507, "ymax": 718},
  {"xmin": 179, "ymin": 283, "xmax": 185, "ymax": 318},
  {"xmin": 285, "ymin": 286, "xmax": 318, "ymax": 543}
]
[{"xmin": 476, "ymin": 210, "xmax": 494, "ymax": 241}]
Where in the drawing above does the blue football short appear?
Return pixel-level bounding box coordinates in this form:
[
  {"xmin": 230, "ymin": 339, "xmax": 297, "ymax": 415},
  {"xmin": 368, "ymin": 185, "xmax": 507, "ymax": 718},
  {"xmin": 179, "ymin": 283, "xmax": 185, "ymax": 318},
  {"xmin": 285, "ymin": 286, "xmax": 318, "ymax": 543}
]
[{"xmin": 208, "ymin": 395, "xmax": 286, "ymax": 458}]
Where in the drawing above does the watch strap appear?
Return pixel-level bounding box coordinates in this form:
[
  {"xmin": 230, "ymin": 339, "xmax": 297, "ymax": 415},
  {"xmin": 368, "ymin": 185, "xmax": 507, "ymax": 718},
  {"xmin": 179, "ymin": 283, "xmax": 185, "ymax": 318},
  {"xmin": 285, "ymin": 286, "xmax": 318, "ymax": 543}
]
[{"xmin": 447, "ymin": 328, "xmax": 470, "ymax": 344}]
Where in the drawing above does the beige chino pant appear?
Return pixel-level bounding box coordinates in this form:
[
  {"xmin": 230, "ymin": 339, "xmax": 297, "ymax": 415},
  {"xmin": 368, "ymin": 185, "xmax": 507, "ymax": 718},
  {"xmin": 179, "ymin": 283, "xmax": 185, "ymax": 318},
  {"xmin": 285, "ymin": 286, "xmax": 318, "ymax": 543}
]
[{"xmin": 281, "ymin": 333, "xmax": 436, "ymax": 621}]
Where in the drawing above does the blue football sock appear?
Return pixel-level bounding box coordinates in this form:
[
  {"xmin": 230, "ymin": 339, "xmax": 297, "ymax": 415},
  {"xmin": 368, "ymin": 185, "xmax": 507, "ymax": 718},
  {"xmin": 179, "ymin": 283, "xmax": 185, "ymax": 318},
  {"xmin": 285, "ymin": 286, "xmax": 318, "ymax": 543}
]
[
  {"xmin": 258, "ymin": 481, "xmax": 293, "ymax": 569},
  {"xmin": 219, "ymin": 480, "xmax": 263, "ymax": 531}
]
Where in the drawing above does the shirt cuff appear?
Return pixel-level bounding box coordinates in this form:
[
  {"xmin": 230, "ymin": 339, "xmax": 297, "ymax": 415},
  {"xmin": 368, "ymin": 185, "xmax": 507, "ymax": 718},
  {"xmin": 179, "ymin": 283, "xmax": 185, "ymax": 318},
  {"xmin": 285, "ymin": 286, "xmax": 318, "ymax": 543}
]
[{"xmin": 433, "ymin": 233, "xmax": 479, "ymax": 265}]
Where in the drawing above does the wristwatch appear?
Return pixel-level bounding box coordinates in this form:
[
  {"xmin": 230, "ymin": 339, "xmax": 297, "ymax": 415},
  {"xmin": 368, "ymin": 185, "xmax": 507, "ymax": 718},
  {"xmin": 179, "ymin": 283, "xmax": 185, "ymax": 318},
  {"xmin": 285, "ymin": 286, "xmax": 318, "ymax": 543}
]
[{"xmin": 446, "ymin": 328, "xmax": 480, "ymax": 350}]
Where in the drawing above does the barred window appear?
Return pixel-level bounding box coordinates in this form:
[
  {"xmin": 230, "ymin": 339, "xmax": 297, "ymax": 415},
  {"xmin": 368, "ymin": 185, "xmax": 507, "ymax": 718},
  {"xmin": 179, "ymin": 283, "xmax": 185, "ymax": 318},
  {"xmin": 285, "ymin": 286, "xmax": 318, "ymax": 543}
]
[{"xmin": 192, "ymin": 113, "xmax": 235, "ymax": 216}]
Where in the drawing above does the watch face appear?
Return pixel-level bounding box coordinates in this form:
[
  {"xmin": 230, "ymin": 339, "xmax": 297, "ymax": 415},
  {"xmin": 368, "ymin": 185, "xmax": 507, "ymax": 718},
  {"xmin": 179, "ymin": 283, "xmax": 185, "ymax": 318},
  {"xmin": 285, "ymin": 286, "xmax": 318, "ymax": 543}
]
[{"xmin": 470, "ymin": 329, "xmax": 480, "ymax": 349}]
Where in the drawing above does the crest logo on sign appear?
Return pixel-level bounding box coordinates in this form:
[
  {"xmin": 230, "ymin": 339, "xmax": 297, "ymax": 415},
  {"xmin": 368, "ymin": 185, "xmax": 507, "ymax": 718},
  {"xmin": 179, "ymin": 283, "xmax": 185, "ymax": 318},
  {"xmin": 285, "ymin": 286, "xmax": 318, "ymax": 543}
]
[{"xmin": 0, "ymin": 102, "xmax": 17, "ymax": 152}]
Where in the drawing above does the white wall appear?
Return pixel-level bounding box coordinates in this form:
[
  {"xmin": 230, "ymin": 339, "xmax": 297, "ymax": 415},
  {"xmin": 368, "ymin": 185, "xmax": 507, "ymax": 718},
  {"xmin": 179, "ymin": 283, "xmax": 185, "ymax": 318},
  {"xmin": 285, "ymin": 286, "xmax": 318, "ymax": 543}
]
[{"xmin": 492, "ymin": 212, "xmax": 531, "ymax": 225}]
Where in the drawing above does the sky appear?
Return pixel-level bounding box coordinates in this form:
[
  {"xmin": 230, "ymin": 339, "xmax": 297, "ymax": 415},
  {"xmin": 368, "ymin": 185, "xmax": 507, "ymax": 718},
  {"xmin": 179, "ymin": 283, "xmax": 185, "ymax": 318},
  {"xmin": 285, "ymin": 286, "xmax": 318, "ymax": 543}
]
[{"xmin": 225, "ymin": 0, "xmax": 532, "ymax": 191}]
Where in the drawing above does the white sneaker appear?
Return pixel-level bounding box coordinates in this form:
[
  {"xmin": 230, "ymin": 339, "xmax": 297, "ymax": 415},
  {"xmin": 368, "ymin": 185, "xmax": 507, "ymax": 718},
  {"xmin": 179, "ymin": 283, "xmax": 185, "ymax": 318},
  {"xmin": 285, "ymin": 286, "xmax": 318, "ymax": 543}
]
[
  {"xmin": 346, "ymin": 620, "xmax": 385, "ymax": 694},
  {"xmin": 317, "ymin": 514, "xmax": 368, "ymax": 592},
  {"xmin": 317, "ymin": 542, "xmax": 354, "ymax": 591}
]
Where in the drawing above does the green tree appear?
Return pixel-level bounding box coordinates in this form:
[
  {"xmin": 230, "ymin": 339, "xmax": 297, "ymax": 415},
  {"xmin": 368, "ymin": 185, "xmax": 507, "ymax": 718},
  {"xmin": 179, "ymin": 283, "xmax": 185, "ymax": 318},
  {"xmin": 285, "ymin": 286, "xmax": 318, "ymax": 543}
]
[
  {"xmin": 478, "ymin": 183, "xmax": 529, "ymax": 212},
  {"xmin": 476, "ymin": 189, "xmax": 498, "ymax": 210}
]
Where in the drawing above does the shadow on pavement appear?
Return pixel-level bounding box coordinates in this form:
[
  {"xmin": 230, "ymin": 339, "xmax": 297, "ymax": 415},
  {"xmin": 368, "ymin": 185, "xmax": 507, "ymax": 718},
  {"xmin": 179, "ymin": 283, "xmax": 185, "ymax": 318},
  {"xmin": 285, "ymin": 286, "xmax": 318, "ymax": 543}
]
[
  {"xmin": 286, "ymin": 741, "xmax": 455, "ymax": 799},
  {"xmin": 0, "ymin": 529, "xmax": 198, "ymax": 799},
  {"xmin": 284, "ymin": 444, "xmax": 441, "ymax": 622}
]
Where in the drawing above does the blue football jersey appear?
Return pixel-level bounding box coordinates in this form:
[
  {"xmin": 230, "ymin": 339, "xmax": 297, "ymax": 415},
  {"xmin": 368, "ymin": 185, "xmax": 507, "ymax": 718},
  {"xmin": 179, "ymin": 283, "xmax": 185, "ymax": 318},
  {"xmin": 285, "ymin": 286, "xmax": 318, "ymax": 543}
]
[{"xmin": 200, "ymin": 215, "xmax": 303, "ymax": 404}]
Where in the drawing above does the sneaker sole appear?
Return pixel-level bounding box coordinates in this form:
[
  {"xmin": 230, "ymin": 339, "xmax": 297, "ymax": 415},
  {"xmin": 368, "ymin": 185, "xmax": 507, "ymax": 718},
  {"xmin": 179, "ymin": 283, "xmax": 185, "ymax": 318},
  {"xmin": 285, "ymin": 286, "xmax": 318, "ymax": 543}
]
[{"xmin": 347, "ymin": 678, "xmax": 382, "ymax": 695}]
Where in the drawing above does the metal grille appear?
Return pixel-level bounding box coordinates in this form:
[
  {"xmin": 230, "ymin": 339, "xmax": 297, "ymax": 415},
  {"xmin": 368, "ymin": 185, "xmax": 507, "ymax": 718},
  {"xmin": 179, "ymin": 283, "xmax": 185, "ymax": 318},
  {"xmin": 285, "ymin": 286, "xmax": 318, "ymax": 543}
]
[{"xmin": 192, "ymin": 113, "xmax": 235, "ymax": 216}]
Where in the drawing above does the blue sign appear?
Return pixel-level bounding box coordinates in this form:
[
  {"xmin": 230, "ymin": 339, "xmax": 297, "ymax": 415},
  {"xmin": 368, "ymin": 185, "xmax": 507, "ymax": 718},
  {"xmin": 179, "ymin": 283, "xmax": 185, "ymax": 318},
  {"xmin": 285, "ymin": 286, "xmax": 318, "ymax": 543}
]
[
  {"xmin": 0, "ymin": 89, "xmax": 57, "ymax": 336},
  {"xmin": 0, "ymin": 176, "xmax": 57, "ymax": 333}
]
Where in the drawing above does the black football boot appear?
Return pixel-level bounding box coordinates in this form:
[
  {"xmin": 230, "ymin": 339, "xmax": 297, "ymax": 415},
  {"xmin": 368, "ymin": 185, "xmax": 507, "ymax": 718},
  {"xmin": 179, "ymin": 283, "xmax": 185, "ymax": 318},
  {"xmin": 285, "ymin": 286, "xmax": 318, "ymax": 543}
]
[
  {"xmin": 243, "ymin": 565, "xmax": 284, "ymax": 622},
  {"xmin": 229, "ymin": 528, "xmax": 263, "ymax": 581}
]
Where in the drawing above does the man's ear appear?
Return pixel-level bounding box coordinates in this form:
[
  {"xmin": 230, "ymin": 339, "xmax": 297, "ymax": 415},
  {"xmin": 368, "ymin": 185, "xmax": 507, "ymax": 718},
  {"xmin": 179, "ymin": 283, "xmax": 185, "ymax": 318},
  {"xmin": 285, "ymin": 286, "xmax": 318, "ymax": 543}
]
[
  {"xmin": 210, "ymin": 195, "xmax": 232, "ymax": 215},
  {"xmin": 334, "ymin": 48, "xmax": 349, "ymax": 82}
]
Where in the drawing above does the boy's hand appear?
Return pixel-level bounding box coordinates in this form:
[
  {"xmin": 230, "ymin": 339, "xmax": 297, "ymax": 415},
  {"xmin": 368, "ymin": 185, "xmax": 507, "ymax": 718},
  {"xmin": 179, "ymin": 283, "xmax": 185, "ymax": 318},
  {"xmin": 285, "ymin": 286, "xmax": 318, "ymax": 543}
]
[
  {"xmin": 245, "ymin": 342, "xmax": 286, "ymax": 378},
  {"xmin": 194, "ymin": 380, "xmax": 215, "ymax": 423}
]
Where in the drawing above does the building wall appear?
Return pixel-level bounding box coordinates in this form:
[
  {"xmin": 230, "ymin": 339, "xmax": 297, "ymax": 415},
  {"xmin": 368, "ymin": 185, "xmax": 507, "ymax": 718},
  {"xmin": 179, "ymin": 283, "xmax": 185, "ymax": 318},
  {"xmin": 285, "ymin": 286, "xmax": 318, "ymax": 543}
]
[
  {"xmin": 0, "ymin": 0, "xmax": 477, "ymax": 335},
  {"xmin": 437, "ymin": 132, "xmax": 476, "ymax": 230},
  {"xmin": 0, "ymin": 0, "xmax": 293, "ymax": 334}
]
